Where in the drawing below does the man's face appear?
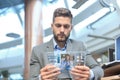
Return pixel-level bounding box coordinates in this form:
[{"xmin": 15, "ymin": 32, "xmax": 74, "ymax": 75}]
[{"xmin": 51, "ymin": 16, "xmax": 72, "ymax": 42}]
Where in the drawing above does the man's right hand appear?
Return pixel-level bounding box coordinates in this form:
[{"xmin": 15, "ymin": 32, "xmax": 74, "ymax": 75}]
[{"xmin": 40, "ymin": 64, "xmax": 61, "ymax": 80}]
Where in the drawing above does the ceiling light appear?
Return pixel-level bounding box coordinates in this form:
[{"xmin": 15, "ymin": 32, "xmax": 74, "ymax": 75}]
[{"xmin": 6, "ymin": 33, "xmax": 20, "ymax": 38}]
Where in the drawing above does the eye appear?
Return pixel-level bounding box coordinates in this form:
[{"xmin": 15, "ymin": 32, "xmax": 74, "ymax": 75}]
[
  {"xmin": 63, "ymin": 24, "xmax": 70, "ymax": 29},
  {"xmin": 54, "ymin": 24, "xmax": 61, "ymax": 28}
]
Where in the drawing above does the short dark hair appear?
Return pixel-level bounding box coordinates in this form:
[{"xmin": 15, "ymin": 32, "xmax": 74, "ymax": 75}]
[{"xmin": 53, "ymin": 8, "xmax": 73, "ymax": 22}]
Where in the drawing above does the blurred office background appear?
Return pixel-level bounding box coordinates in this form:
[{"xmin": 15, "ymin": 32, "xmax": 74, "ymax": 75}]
[{"xmin": 0, "ymin": 0, "xmax": 120, "ymax": 79}]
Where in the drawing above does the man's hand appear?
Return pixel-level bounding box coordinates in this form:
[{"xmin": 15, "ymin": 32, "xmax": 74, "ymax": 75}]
[
  {"xmin": 40, "ymin": 64, "xmax": 61, "ymax": 80},
  {"xmin": 70, "ymin": 65, "xmax": 90, "ymax": 80}
]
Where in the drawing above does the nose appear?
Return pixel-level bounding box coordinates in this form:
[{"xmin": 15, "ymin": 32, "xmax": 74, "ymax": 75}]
[{"xmin": 60, "ymin": 26, "xmax": 65, "ymax": 32}]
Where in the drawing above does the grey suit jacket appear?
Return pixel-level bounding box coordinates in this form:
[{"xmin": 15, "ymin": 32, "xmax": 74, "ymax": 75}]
[{"xmin": 30, "ymin": 38, "xmax": 104, "ymax": 80}]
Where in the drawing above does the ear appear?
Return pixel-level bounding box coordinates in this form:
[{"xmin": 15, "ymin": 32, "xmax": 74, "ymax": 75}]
[
  {"xmin": 51, "ymin": 23, "xmax": 53, "ymax": 31},
  {"xmin": 71, "ymin": 25, "xmax": 73, "ymax": 30}
]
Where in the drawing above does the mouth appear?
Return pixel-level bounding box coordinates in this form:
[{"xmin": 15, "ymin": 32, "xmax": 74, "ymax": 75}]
[
  {"xmin": 58, "ymin": 33, "xmax": 65, "ymax": 37},
  {"xmin": 58, "ymin": 34, "xmax": 65, "ymax": 38}
]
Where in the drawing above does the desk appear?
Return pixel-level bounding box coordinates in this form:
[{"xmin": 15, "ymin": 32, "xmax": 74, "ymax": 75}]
[
  {"xmin": 102, "ymin": 61, "xmax": 120, "ymax": 77},
  {"xmin": 101, "ymin": 75, "xmax": 120, "ymax": 80},
  {"xmin": 104, "ymin": 64, "xmax": 120, "ymax": 77}
]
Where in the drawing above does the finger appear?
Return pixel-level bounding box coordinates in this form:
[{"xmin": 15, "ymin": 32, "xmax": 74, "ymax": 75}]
[
  {"xmin": 70, "ymin": 67, "xmax": 83, "ymax": 74},
  {"xmin": 70, "ymin": 68, "xmax": 90, "ymax": 79},
  {"xmin": 41, "ymin": 68, "xmax": 60, "ymax": 76},
  {"xmin": 79, "ymin": 77, "xmax": 88, "ymax": 80},
  {"xmin": 40, "ymin": 65, "xmax": 55, "ymax": 79},
  {"xmin": 41, "ymin": 67, "xmax": 60, "ymax": 80},
  {"xmin": 71, "ymin": 70, "xmax": 89, "ymax": 77},
  {"xmin": 73, "ymin": 76, "xmax": 88, "ymax": 80},
  {"xmin": 73, "ymin": 76, "xmax": 87, "ymax": 80},
  {"xmin": 75, "ymin": 66, "xmax": 90, "ymax": 71},
  {"xmin": 42, "ymin": 71, "xmax": 60, "ymax": 79},
  {"xmin": 41, "ymin": 65, "xmax": 56, "ymax": 72}
]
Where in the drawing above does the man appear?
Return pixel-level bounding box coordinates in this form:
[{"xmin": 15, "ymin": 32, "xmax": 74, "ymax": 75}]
[{"xmin": 30, "ymin": 7, "xmax": 104, "ymax": 80}]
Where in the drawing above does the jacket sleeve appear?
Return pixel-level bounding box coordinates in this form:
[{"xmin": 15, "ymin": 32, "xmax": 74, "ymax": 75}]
[
  {"xmin": 86, "ymin": 54, "xmax": 104, "ymax": 80},
  {"xmin": 29, "ymin": 47, "xmax": 40, "ymax": 80}
]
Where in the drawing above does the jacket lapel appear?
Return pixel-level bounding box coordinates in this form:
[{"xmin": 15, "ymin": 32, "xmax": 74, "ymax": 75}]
[
  {"xmin": 45, "ymin": 38, "xmax": 54, "ymax": 52},
  {"xmin": 66, "ymin": 39, "xmax": 73, "ymax": 52}
]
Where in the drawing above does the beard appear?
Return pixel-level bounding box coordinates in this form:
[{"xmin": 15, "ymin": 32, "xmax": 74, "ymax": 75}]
[{"xmin": 54, "ymin": 32, "xmax": 69, "ymax": 42}]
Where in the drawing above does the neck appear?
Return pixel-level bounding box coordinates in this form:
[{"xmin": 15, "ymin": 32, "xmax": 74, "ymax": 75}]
[
  {"xmin": 55, "ymin": 40, "xmax": 66, "ymax": 48},
  {"xmin": 58, "ymin": 42, "xmax": 66, "ymax": 48}
]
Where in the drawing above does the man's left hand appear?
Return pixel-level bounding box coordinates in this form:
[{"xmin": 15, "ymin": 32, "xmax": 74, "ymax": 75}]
[{"xmin": 70, "ymin": 65, "xmax": 90, "ymax": 80}]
